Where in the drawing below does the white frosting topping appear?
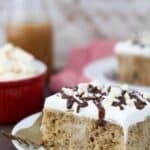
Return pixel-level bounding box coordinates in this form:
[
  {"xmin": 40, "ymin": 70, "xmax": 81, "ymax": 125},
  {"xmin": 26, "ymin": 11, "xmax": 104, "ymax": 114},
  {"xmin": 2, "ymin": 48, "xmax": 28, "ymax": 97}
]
[
  {"xmin": 44, "ymin": 82, "xmax": 150, "ymax": 142},
  {"xmin": 0, "ymin": 44, "xmax": 40, "ymax": 81},
  {"xmin": 115, "ymin": 34, "xmax": 150, "ymax": 57}
]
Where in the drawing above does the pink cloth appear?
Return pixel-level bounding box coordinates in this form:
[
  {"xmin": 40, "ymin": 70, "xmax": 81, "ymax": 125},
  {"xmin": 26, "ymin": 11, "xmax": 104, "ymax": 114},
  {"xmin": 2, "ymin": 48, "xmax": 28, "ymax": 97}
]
[{"xmin": 50, "ymin": 39, "xmax": 116, "ymax": 92}]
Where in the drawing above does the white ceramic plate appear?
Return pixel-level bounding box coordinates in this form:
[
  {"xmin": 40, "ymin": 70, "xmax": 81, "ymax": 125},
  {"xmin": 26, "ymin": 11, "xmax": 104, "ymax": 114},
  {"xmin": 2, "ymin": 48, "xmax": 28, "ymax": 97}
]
[
  {"xmin": 12, "ymin": 112, "xmax": 45, "ymax": 150},
  {"xmin": 84, "ymin": 56, "xmax": 150, "ymax": 92}
]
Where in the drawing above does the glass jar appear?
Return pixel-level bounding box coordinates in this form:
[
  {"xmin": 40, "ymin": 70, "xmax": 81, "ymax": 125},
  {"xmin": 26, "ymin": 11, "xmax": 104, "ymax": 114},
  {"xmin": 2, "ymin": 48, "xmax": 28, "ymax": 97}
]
[{"xmin": 5, "ymin": 0, "xmax": 53, "ymax": 79}]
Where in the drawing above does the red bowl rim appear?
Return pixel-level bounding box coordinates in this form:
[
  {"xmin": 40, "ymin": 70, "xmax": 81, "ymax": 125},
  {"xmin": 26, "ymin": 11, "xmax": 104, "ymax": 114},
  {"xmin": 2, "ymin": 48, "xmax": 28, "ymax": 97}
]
[{"xmin": 0, "ymin": 60, "xmax": 47, "ymax": 87}]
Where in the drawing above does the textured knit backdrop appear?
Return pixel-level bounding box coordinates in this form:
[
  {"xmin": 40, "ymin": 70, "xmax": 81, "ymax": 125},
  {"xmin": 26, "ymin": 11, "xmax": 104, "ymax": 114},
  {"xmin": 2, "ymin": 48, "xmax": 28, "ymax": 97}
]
[{"xmin": 0, "ymin": 0, "xmax": 150, "ymax": 68}]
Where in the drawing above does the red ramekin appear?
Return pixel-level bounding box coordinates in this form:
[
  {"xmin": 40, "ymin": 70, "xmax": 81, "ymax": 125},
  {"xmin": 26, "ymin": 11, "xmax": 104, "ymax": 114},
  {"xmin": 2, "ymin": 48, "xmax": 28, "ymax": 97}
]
[{"xmin": 0, "ymin": 60, "xmax": 47, "ymax": 124}]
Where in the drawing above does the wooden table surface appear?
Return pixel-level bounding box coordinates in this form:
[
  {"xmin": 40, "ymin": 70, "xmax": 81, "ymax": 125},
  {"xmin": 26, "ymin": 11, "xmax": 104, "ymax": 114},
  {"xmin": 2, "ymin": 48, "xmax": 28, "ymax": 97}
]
[{"xmin": 0, "ymin": 125, "xmax": 16, "ymax": 150}]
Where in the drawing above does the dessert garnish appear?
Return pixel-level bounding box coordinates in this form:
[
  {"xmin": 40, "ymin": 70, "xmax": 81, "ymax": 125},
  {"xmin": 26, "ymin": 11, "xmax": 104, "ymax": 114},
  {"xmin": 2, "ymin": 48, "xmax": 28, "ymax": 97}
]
[
  {"xmin": 60, "ymin": 83, "xmax": 149, "ymax": 126},
  {"xmin": 132, "ymin": 39, "xmax": 146, "ymax": 48}
]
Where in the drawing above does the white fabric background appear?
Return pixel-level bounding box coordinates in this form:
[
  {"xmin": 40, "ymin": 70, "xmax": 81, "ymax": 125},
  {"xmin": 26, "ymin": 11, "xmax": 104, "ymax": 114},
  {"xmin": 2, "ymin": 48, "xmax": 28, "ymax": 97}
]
[{"xmin": 0, "ymin": 0, "xmax": 150, "ymax": 68}]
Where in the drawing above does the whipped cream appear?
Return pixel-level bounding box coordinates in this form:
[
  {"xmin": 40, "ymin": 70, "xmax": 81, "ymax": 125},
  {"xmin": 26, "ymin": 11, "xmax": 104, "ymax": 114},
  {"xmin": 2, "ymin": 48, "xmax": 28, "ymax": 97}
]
[
  {"xmin": 44, "ymin": 81, "xmax": 150, "ymax": 142},
  {"xmin": 115, "ymin": 34, "xmax": 150, "ymax": 57},
  {"xmin": 114, "ymin": 40, "xmax": 150, "ymax": 57},
  {"xmin": 0, "ymin": 44, "xmax": 40, "ymax": 81}
]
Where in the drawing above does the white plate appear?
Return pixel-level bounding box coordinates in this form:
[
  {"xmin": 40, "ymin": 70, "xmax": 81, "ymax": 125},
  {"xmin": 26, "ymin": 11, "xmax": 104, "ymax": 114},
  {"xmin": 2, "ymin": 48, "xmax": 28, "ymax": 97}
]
[
  {"xmin": 12, "ymin": 112, "xmax": 45, "ymax": 150},
  {"xmin": 84, "ymin": 56, "xmax": 150, "ymax": 92}
]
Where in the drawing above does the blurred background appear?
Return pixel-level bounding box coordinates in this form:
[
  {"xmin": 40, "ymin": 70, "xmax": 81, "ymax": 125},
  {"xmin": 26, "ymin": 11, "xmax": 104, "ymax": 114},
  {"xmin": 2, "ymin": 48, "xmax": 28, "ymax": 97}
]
[
  {"xmin": 0, "ymin": 0, "xmax": 150, "ymax": 69},
  {"xmin": 0, "ymin": 1, "xmax": 150, "ymax": 149}
]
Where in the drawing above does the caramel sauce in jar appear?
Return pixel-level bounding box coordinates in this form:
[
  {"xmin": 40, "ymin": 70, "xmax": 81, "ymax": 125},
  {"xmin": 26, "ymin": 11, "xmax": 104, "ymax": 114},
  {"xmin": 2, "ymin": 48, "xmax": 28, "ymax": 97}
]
[{"xmin": 6, "ymin": 23, "xmax": 53, "ymax": 79}]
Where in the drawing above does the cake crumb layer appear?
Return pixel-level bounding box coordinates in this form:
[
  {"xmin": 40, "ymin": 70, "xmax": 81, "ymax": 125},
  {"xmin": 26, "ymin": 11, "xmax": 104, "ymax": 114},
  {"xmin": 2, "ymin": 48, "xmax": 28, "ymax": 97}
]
[
  {"xmin": 42, "ymin": 110, "xmax": 150, "ymax": 150},
  {"xmin": 42, "ymin": 110, "xmax": 124, "ymax": 150}
]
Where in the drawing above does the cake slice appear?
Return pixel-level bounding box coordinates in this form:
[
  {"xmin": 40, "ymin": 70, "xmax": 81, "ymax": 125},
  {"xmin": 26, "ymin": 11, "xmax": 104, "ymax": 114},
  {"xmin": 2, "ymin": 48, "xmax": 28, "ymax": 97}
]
[
  {"xmin": 41, "ymin": 82, "xmax": 150, "ymax": 150},
  {"xmin": 114, "ymin": 37, "xmax": 150, "ymax": 86}
]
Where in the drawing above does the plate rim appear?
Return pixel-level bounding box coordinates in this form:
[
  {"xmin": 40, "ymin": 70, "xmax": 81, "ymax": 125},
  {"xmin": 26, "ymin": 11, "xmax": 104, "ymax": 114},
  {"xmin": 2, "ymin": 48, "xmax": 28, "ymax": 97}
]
[
  {"xmin": 11, "ymin": 112, "xmax": 43, "ymax": 150},
  {"xmin": 83, "ymin": 56, "xmax": 150, "ymax": 92},
  {"xmin": 84, "ymin": 56, "xmax": 116, "ymax": 80}
]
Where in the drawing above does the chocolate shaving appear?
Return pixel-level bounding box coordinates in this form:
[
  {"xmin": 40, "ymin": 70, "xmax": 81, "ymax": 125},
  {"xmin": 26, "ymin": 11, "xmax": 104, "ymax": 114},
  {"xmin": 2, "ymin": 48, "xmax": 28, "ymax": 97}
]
[
  {"xmin": 107, "ymin": 86, "xmax": 111, "ymax": 93},
  {"xmin": 132, "ymin": 39, "xmax": 145, "ymax": 48},
  {"xmin": 122, "ymin": 90, "xmax": 127, "ymax": 96},
  {"xmin": 76, "ymin": 92, "xmax": 84, "ymax": 98},
  {"xmin": 67, "ymin": 98, "xmax": 74, "ymax": 109},
  {"xmin": 61, "ymin": 91, "xmax": 75, "ymax": 109},
  {"xmin": 80, "ymin": 96, "xmax": 104, "ymax": 101},
  {"xmin": 134, "ymin": 100, "xmax": 146, "ymax": 110},
  {"xmin": 111, "ymin": 90, "xmax": 127, "ymax": 110},
  {"xmin": 61, "ymin": 84, "xmax": 108, "ymax": 126},
  {"xmin": 129, "ymin": 91, "xmax": 147, "ymax": 110},
  {"xmin": 72, "ymin": 86, "xmax": 78, "ymax": 91},
  {"xmin": 112, "ymin": 101, "xmax": 124, "ymax": 110},
  {"xmin": 77, "ymin": 101, "xmax": 88, "ymax": 113},
  {"xmin": 61, "ymin": 84, "xmax": 148, "ymax": 127},
  {"xmin": 88, "ymin": 84, "xmax": 101, "ymax": 94}
]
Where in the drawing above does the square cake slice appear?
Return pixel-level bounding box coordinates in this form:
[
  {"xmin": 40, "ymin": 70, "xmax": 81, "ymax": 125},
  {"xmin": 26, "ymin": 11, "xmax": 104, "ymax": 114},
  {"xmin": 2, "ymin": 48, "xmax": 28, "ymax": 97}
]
[
  {"xmin": 41, "ymin": 82, "xmax": 150, "ymax": 150},
  {"xmin": 114, "ymin": 36, "xmax": 150, "ymax": 86}
]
